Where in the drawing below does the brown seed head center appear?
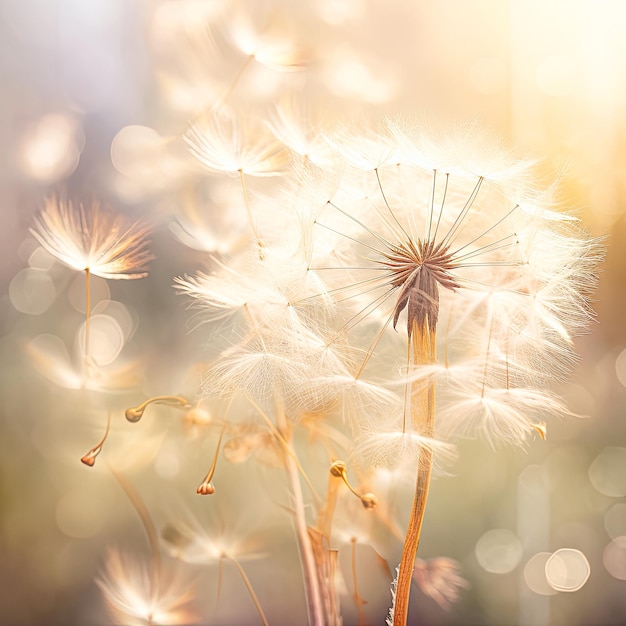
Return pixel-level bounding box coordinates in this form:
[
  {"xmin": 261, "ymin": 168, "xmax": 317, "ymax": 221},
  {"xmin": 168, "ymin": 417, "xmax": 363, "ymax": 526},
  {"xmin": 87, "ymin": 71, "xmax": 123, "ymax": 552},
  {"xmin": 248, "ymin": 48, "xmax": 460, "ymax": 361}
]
[{"xmin": 381, "ymin": 239, "xmax": 460, "ymax": 336}]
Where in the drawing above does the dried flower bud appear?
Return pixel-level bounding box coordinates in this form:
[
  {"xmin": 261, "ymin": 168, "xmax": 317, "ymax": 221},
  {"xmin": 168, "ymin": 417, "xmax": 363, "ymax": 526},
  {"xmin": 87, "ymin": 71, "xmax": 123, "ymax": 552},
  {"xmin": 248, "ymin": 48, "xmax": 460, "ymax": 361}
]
[
  {"xmin": 360, "ymin": 493, "xmax": 378, "ymax": 510},
  {"xmin": 125, "ymin": 406, "xmax": 144, "ymax": 422}
]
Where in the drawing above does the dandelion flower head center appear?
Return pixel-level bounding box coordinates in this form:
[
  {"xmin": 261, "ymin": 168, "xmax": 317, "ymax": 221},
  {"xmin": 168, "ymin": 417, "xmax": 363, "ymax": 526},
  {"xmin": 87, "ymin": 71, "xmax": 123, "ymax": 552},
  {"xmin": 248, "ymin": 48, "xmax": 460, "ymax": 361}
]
[{"xmin": 381, "ymin": 238, "xmax": 460, "ymax": 335}]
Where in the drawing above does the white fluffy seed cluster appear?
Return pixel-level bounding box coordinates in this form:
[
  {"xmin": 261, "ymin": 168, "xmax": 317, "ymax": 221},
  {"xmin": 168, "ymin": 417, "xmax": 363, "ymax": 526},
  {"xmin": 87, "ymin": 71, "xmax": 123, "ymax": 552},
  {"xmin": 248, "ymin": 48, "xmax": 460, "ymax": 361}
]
[{"xmin": 179, "ymin": 120, "xmax": 603, "ymax": 464}]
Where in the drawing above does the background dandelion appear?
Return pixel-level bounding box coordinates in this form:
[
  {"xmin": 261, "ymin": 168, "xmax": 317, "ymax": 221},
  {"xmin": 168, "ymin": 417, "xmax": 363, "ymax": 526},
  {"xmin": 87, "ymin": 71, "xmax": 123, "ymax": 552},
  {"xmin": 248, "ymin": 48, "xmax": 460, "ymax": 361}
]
[{"xmin": 1, "ymin": 1, "xmax": 624, "ymax": 626}]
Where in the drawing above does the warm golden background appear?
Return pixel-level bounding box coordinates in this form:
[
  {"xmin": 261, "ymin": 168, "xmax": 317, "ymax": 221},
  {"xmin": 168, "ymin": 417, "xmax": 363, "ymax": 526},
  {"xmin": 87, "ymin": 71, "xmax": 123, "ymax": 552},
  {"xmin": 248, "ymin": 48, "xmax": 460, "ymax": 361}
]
[{"xmin": 1, "ymin": 1, "xmax": 625, "ymax": 625}]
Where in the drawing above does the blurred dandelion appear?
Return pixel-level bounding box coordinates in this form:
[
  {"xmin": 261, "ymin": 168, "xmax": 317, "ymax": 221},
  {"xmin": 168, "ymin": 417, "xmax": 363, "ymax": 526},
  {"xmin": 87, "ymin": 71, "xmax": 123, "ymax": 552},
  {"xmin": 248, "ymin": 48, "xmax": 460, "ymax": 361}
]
[
  {"xmin": 30, "ymin": 195, "xmax": 152, "ymax": 384},
  {"xmin": 185, "ymin": 109, "xmax": 289, "ymax": 255},
  {"xmin": 162, "ymin": 518, "xmax": 269, "ymax": 625},
  {"xmin": 97, "ymin": 549, "xmax": 197, "ymax": 626}
]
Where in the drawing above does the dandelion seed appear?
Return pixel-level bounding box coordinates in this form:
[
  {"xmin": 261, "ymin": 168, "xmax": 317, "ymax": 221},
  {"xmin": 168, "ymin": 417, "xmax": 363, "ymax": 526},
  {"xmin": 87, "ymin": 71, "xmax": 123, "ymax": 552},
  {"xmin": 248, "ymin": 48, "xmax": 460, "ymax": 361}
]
[
  {"xmin": 26, "ymin": 333, "xmax": 143, "ymax": 391},
  {"xmin": 267, "ymin": 95, "xmax": 336, "ymax": 166},
  {"xmin": 30, "ymin": 195, "xmax": 152, "ymax": 280},
  {"xmin": 31, "ymin": 194, "xmax": 151, "ymax": 383},
  {"xmin": 185, "ymin": 109, "xmax": 291, "ymax": 257},
  {"xmin": 97, "ymin": 549, "xmax": 197, "ymax": 626},
  {"xmin": 163, "ymin": 518, "xmax": 269, "ymax": 626},
  {"xmin": 227, "ymin": 6, "xmax": 308, "ymax": 72}
]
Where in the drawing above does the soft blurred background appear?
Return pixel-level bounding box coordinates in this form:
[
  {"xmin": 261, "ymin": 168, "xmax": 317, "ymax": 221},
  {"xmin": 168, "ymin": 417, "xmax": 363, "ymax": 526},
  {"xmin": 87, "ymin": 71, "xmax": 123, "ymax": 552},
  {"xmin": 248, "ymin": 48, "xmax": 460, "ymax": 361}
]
[{"xmin": 1, "ymin": 0, "xmax": 626, "ymax": 624}]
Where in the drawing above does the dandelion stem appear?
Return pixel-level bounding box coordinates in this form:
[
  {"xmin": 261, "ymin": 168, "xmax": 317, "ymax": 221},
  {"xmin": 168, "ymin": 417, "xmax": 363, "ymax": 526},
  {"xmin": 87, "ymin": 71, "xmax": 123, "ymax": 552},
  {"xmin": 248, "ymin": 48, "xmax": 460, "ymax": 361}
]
[
  {"xmin": 239, "ymin": 169, "xmax": 264, "ymax": 256},
  {"xmin": 196, "ymin": 424, "xmax": 226, "ymax": 495},
  {"xmin": 350, "ymin": 537, "xmax": 366, "ymax": 626},
  {"xmin": 125, "ymin": 395, "xmax": 192, "ymax": 422},
  {"xmin": 83, "ymin": 267, "xmax": 91, "ymax": 387},
  {"xmin": 247, "ymin": 394, "xmax": 320, "ymax": 502},
  {"xmin": 109, "ymin": 466, "xmax": 162, "ymax": 604},
  {"xmin": 80, "ymin": 411, "xmax": 111, "ymax": 466},
  {"xmin": 215, "ymin": 54, "xmax": 254, "ymax": 110},
  {"xmin": 275, "ymin": 404, "xmax": 326, "ymax": 626},
  {"xmin": 393, "ymin": 320, "xmax": 436, "ymax": 626},
  {"xmin": 227, "ymin": 555, "xmax": 269, "ymax": 626}
]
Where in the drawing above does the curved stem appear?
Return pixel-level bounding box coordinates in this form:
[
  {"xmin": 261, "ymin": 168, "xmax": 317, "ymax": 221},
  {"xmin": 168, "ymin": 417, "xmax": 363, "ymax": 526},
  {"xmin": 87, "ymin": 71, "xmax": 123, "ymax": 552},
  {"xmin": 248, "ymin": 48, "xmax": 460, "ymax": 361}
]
[
  {"xmin": 275, "ymin": 405, "xmax": 325, "ymax": 626},
  {"xmin": 393, "ymin": 321, "xmax": 437, "ymax": 626},
  {"xmin": 197, "ymin": 424, "xmax": 226, "ymax": 494},
  {"xmin": 228, "ymin": 556, "xmax": 269, "ymax": 626},
  {"xmin": 125, "ymin": 395, "xmax": 192, "ymax": 423},
  {"xmin": 214, "ymin": 54, "xmax": 254, "ymax": 110},
  {"xmin": 109, "ymin": 466, "xmax": 162, "ymax": 604},
  {"xmin": 247, "ymin": 394, "xmax": 320, "ymax": 503},
  {"xmin": 80, "ymin": 411, "xmax": 111, "ymax": 466}
]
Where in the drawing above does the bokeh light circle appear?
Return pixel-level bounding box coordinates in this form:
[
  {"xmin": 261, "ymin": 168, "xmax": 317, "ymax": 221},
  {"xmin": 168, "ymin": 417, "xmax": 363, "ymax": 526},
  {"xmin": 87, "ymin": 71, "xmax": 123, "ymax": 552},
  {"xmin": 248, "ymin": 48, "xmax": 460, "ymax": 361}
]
[
  {"xmin": 78, "ymin": 314, "xmax": 125, "ymax": 366},
  {"xmin": 603, "ymin": 536, "xmax": 626, "ymax": 580},
  {"xmin": 475, "ymin": 529, "xmax": 523, "ymax": 574},
  {"xmin": 545, "ymin": 548, "xmax": 590, "ymax": 592},
  {"xmin": 523, "ymin": 552, "xmax": 558, "ymax": 596},
  {"xmin": 68, "ymin": 273, "xmax": 111, "ymax": 313},
  {"xmin": 9, "ymin": 268, "xmax": 56, "ymax": 315},
  {"xmin": 588, "ymin": 447, "xmax": 626, "ymax": 497},
  {"xmin": 615, "ymin": 348, "xmax": 626, "ymax": 387},
  {"xmin": 604, "ymin": 503, "xmax": 626, "ymax": 539}
]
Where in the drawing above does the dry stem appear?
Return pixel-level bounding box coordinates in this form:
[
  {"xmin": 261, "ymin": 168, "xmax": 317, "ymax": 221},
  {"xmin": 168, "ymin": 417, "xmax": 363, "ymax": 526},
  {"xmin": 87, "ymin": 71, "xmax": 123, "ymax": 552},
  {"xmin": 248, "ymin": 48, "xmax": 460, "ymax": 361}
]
[
  {"xmin": 275, "ymin": 406, "xmax": 326, "ymax": 626},
  {"xmin": 82, "ymin": 267, "xmax": 91, "ymax": 387},
  {"xmin": 393, "ymin": 320, "xmax": 436, "ymax": 626}
]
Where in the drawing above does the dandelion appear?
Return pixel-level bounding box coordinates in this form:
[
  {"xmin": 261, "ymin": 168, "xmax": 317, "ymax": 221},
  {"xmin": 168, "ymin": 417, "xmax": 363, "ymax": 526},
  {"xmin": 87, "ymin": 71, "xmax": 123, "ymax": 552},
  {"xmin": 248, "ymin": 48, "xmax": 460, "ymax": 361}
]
[
  {"xmin": 294, "ymin": 123, "xmax": 602, "ymax": 625},
  {"xmin": 97, "ymin": 549, "xmax": 197, "ymax": 626},
  {"xmin": 162, "ymin": 518, "xmax": 269, "ymax": 626},
  {"xmin": 30, "ymin": 194, "xmax": 152, "ymax": 279},
  {"xmin": 97, "ymin": 456, "xmax": 197, "ymax": 626},
  {"xmin": 267, "ymin": 95, "xmax": 336, "ymax": 167},
  {"xmin": 185, "ymin": 109, "xmax": 289, "ymax": 255},
  {"xmin": 30, "ymin": 195, "xmax": 151, "ymax": 383}
]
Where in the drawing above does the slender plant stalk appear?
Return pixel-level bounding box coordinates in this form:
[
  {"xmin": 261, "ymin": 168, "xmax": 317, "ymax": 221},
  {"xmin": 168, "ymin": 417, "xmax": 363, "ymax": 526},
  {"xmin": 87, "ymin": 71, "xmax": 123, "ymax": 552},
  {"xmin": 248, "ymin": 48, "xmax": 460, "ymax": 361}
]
[
  {"xmin": 239, "ymin": 169, "xmax": 266, "ymax": 259},
  {"xmin": 275, "ymin": 406, "xmax": 326, "ymax": 626},
  {"xmin": 82, "ymin": 267, "xmax": 91, "ymax": 386},
  {"xmin": 351, "ymin": 537, "xmax": 366, "ymax": 626},
  {"xmin": 227, "ymin": 555, "xmax": 270, "ymax": 626},
  {"xmin": 393, "ymin": 320, "xmax": 437, "ymax": 626},
  {"xmin": 214, "ymin": 54, "xmax": 254, "ymax": 110},
  {"xmin": 109, "ymin": 466, "xmax": 162, "ymax": 604}
]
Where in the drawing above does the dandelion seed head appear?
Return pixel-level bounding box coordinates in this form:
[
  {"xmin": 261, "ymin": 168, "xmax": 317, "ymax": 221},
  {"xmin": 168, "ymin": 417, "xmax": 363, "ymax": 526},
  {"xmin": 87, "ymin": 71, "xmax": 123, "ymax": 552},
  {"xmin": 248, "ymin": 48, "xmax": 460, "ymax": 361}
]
[
  {"xmin": 352, "ymin": 426, "xmax": 457, "ymax": 472},
  {"xmin": 185, "ymin": 109, "xmax": 289, "ymax": 176},
  {"xmin": 30, "ymin": 195, "xmax": 152, "ymax": 280},
  {"xmin": 162, "ymin": 519, "xmax": 266, "ymax": 564},
  {"xmin": 226, "ymin": 5, "xmax": 308, "ymax": 71},
  {"xmin": 267, "ymin": 94, "xmax": 336, "ymax": 165},
  {"xmin": 97, "ymin": 549, "xmax": 197, "ymax": 626},
  {"xmin": 437, "ymin": 386, "xmax": 575, "ymax": 448},
  {"xmin": 299, "ymin": 127, "xmax": 601, "ymax": 447}
]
